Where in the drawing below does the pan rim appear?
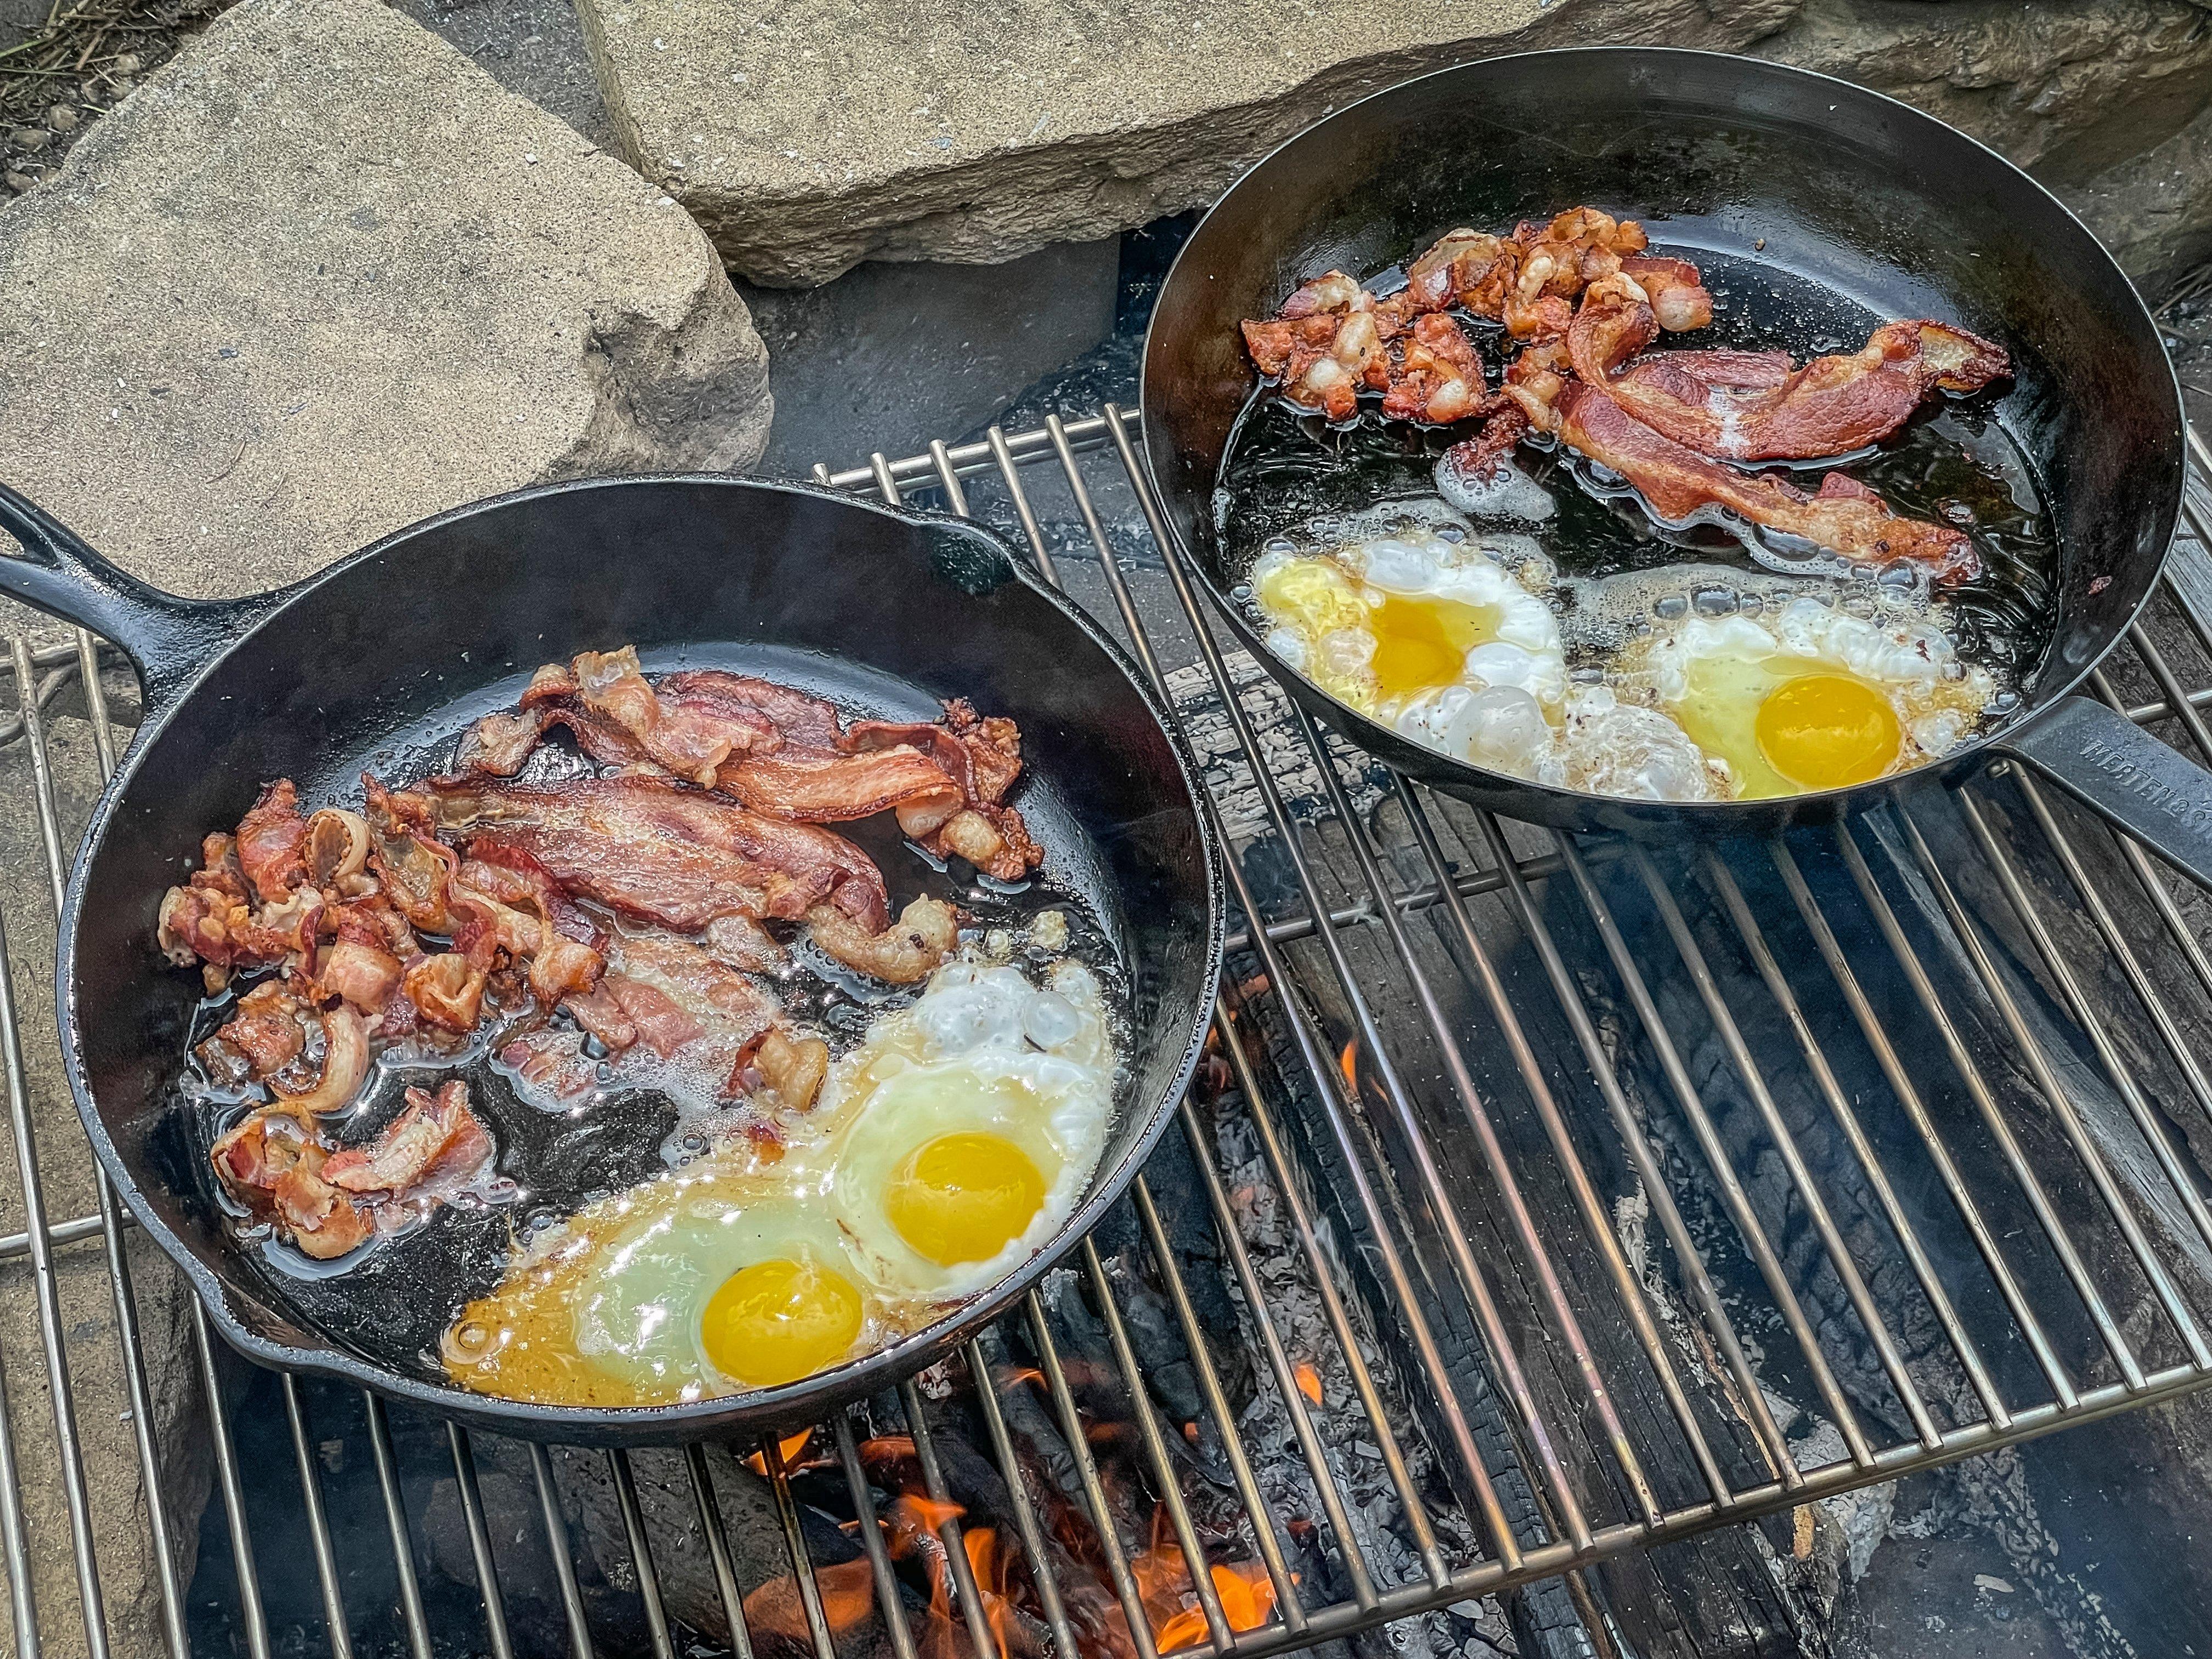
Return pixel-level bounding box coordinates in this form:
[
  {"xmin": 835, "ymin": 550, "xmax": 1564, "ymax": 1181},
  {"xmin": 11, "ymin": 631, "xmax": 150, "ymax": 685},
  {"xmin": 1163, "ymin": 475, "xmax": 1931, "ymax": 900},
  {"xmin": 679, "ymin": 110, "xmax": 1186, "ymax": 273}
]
[
  {"xmin": 1136, "ymin": 43, "xmax": 2188, "ymax": 828},
  {"xmin": 55, "ymin": 471, "xmax": 1227, "ymax": 1441}
]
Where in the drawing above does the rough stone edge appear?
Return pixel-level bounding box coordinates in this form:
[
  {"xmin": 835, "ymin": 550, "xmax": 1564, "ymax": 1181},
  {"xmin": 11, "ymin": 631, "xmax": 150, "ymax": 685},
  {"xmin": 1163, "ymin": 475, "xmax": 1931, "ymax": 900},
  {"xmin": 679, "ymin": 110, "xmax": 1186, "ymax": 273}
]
[{"xmin": 584, "ymin": 0, "xmax": 1793, "ymax": 285}]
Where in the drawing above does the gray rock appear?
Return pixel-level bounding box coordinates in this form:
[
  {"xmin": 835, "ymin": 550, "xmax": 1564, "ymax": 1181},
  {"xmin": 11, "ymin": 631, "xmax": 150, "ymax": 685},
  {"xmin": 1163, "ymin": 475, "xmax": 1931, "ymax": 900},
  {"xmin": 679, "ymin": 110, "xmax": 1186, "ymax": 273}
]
[
  {"xmin": 575, "ymin": 0, "xmax": 1798, "ymax": 287},
  {"xmin": 0, "ymin": 0, "xmax": 771, "ymax": 620},
  {"xmin": 1763, "ymin": 0, "xmax": 2212, "ymax": 294}
]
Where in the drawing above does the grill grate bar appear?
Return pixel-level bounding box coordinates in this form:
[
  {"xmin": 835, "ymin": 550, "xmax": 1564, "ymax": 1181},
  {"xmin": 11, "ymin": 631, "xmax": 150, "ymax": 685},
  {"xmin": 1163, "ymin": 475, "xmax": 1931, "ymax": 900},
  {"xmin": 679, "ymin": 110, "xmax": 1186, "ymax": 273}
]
[
  {"xmin": 1644, "ymin": 846, "xmax": 1947, "ymax": 1449},
  {"xmin": 1553, "ymin": 832, "xmax": 1882, "ymax": 1466},
  {"xmin": 1397, "ymin": 788, "xmax": 1742, "ymax": 1506},
  {"xmin": 2, "ymin": 405, "xmax": 2211, "ymax": 1659},
  {"xmin": 1893, "ymin": 799, "xmax": 2204, "ymax": 1364},
  {"xmin": 1463, "ymin": 804, "xmax": 1797, "ymax": 1489},
  {"xmin": 281, "ymin": 1375, "xmax": 358, "ymax": 1659},
  {"xmin": 369, "ymin": 1392, "xmax": 437, "ymax": 1659}
]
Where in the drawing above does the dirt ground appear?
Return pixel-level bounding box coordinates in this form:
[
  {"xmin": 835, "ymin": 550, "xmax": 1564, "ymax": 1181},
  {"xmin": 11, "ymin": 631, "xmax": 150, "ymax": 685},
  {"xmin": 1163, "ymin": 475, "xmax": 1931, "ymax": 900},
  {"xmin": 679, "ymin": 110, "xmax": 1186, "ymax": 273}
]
[{"xmin": 0, "ymin": 0, "xmax": 224, "ymax": 189}]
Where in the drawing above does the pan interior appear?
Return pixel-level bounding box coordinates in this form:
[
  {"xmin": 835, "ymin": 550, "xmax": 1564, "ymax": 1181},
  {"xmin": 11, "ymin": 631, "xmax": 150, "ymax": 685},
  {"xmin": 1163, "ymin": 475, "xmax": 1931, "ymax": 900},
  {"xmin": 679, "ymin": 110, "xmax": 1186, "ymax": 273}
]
[
  {"xmin": 1141, "ymin": 49, "xmax": 2183, "ymax": 827},
  {"xmin": 65, "ymin": 479, "xmax": 1216, "ymax": 1427}
]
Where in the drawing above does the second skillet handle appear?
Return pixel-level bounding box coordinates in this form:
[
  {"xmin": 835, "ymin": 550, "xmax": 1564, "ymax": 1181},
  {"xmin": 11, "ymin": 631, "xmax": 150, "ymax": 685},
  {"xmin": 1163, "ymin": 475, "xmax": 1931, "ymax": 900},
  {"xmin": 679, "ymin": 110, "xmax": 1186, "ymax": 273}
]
[
  {"xmin": 1992, "ymin": 695, "xmax": 2212, "ymax": 887},
  {"xmin": 0, "ymin": 481, "xmax": 279, "ymax": 715}
]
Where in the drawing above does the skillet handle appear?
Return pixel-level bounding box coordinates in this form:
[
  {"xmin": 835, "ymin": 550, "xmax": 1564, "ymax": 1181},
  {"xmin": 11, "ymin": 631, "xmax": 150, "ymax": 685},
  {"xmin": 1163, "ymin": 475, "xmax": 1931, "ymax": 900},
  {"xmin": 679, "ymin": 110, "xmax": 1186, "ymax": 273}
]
[
  {"xmin": 0, "ymin": 481, "xmax": 278, "ymax": 714},
  {"xmin": 1991, "ymin": 696, "xmax": 2212, "ymax": 888}
]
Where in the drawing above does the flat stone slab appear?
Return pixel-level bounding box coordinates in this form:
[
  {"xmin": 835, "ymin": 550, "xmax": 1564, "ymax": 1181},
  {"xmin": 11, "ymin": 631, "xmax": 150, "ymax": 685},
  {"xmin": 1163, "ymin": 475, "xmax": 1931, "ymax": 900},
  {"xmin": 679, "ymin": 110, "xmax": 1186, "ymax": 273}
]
[
  {"xmin": 577, "ymin": 0, "xmax": 1798, "ymax": 286},
  {"xmin": 0, "ymin": 0, "xmax": 770, "ymax": 611},
  {"xmin": 580, "ymin": 0, "xmax": 2212, "ymax": 292}
]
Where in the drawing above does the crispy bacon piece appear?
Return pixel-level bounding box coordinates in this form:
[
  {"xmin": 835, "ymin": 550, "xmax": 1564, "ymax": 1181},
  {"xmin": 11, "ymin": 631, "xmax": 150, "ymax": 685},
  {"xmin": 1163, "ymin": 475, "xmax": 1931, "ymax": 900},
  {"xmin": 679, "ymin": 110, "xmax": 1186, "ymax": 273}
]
[
  {"xmin": 571, "ymin": 647, "xmax": 781, "ymax": 785},
  {"xmin": 734, "ymin": 1028, "xmax": 828, "ymax": 1112},
  {"xmin": 273, "ymin": 1166, "xmax": 373, "ymax": 1258},
  {"xmin": 1619, "ymin": 256, "xmax": 1713, "ymax": 334},
  {"xmin": 806, "ymin": 894, "xmax": 958, "ymax": 985},
  {"xmin": 454, "ymin": 845, "xmax": 607, "ymax": 1002},
  {"xmin": 196, "ymin": 980, "xmax": 311, "ymax": 1082},
  {"xmin": 599, "ymin": 974, "xmax": 706, "ymax": 1058},
  {"xmin": 658, "ymin": 669, "xmax": 844, "ymax": 752},
  {"xmin": 211, "ymin": 1103, "xmax": 320, "ymax": 1198},
  {"xmin": 304, "ymin": 808, "xmax": 373, "ymax": 895},
  {"xmin": 236, "ymin": 780, "xmax": 310, "ymax": 903},
  {"xmin": 364, "ymin": 776, "xmax": 458, "ymax": 933},
  {"xmin": 454, "ymin": 709, "xmax": 547, "ymax": 778},
  {"xmin": 323, "ymin": 1080, "xmax": 492, "ymax": 1197},
  {"xmin": 271, "ymin": 1005, "xmax": 373, "ymax": 1114},
  {"xmin": 426, "ymin": 775, "xmax": 891, "ymax": 934},
  {"xmin": 608, "ymin": 929, "xmax": 777, "ymax": 1053},
  {"xmin": 404, "ymin": 953, "xmax": 489, "ymax": 1032},
  {"xmin": 1553, "ymin": 381, "xmax": 1981, "ymax": 582},
  {"xmin": 1241, "ymin": 301, "xmax": 1379, "ymax": 421},
  {"xmin": 319, "ymin": 936, "xmax": 403, "ymax": 1013},
  {"xmin": 212, "ymin": 1105, "xmax": 372, "ymax": 1258},
  {"xmin": 561, "ymin": 983, "xmax": 638, "ymax": 1052},
  {"xmin": 1570, "ymin": 273, "xmax": 2007, "ymax": 460},
  {"xmin": 1380, "ymin": 313, "xmax": 1484, "ymax": 424},
  {"xmin": 716, "ymin": 743, "xmax": 963, "ymax": 825}
]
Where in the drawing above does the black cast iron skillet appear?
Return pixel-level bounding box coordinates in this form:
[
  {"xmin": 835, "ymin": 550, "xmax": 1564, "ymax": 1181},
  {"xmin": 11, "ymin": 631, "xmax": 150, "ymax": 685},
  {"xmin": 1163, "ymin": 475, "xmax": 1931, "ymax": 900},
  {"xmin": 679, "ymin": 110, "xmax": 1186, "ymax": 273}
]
[
  {"xmin": 1142, "ymin": 48, "xmax": 2211, "ymax": 871},
  {"xmin": 0, "ymin": 476, "xmax": 1223, "ymax": 1444}
]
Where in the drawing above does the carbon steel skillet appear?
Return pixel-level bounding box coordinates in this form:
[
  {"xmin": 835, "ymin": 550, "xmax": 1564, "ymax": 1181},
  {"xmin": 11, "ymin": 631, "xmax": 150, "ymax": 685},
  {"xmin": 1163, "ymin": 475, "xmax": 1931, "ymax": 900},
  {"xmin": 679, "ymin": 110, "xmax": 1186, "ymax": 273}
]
[
  {"xmin": 0, "ymin": 476, "xmax": 1223, "ymax": 1443},
  {"xmin": 1141, "ymin": 48, "xmax": 2212, "ymax": 870}
]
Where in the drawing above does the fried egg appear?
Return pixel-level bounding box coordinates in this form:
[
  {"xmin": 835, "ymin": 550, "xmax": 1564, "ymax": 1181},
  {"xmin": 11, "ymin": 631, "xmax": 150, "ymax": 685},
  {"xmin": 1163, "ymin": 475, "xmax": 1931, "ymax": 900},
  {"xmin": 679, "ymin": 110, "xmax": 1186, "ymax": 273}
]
[
  {"xmin": 1252, "ymin": 519, "xmax": 1566, "ymax": 732},
  {"xmin": 442, "ymin": 1168, "xmax": 907, "ymax": 1406},
  {"xmin": 1642, "ymin": 597, "xmax": 1993, "ymax": 797},
  {"xmin": 828, "ymin": 958, "xmax": 1114, "ymax": 1297},
  {"xmin": 444, "ymin": 944, "xmax": 1119, "ymax": 1407}
]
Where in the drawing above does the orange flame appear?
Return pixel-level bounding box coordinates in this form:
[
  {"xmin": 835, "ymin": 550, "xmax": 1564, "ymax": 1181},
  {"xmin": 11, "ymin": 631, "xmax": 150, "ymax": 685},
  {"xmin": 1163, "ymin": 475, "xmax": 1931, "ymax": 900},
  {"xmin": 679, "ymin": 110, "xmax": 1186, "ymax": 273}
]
[
  {"xmin": 1338, "ymin": 1040, "xmax": 1357, "ymax": 1095},
  {"xmin": 1153, "ymin": 1564, "xmax": 1281, "ymax": 1652},
  {"xmin": 907, "ymin": 1493, "xmax": 968, "ymax": 1532},
  {"xmin": 746, "ymin": 1427, "xmax": 815, "ymax": 1475},
  {"xmin": 1293, "ymin": 1363, "xmax": 1323, "ymax": 1407}
]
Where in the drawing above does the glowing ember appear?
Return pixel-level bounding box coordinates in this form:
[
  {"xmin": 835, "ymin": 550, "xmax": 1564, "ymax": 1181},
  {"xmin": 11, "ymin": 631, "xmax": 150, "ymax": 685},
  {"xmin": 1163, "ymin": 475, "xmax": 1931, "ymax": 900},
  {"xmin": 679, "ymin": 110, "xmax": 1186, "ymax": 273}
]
[
  {"xmin": 1293, "ymin": 1362, "xmax": 1323, "ymax": 1407},
  {"xmin": 1338, "ymin": 1040, "xmax": 1357, "ymax": 1095},
  {"xmin": 743, "ymin": 1555, "xmax": 876, "ymax": 1641}
]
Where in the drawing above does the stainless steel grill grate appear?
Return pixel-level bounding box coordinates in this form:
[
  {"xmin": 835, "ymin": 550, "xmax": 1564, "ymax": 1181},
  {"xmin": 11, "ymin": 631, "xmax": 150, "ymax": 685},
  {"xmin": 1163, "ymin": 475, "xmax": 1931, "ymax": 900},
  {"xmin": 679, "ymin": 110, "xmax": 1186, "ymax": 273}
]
[{"xmin": 3, "ymin": 408, "xmax": 2211, "ymax": 1658}]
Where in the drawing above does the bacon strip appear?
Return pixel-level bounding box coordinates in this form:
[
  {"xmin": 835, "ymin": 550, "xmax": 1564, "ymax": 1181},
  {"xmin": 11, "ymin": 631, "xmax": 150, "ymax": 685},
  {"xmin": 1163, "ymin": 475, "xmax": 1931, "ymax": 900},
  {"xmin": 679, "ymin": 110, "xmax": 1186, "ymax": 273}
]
[
  {"xmin": 1551, "ymin": 381, "xmax": 1980, "ymax": 582},
  {"xmin": 1572, "ymin": 274, "xmax": 2008, "ymax": 461},
  {"xmin": 716, "ymin": 744, "xmax": 962, "ymax": 825},
  {"xmin": 425, "ymin": 775, "xmax": 891, "ymax": 934}
]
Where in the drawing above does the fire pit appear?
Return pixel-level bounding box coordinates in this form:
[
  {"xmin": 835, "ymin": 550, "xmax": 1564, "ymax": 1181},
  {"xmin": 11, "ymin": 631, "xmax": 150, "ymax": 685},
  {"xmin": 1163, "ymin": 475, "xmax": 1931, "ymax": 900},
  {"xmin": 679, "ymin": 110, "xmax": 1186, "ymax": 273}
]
[{"xmin": 2, "ymin": 409, "xmax": 2212, "ymax": 1658}]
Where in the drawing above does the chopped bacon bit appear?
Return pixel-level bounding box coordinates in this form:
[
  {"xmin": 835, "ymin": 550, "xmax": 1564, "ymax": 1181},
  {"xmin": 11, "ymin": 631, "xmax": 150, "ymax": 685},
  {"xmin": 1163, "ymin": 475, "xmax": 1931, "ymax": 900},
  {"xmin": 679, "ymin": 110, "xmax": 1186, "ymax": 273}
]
[
  {"xmin": 236, "ymin": 780, "xmax": 311, "ymax": 903},
  {"xmin": 270, "ymin": 1005, "xmax": 373, "ymax": 1115},
  {"xmin": 304, "ymin": 808, "xmax": 371, "ymax": 893},
  {"xmin": 364, "ymin": 775, "xmax": 458, "ymax": 933},
  {"xmin": 404, "ymin": 952, "xmax": 489, "ymax": 1032},
  {"xmin": 736, "ymin": 1028, "xmax": 828, "ymax": 1111},
  {"xmin": 272, "ymin": 1165, "xmax": 372, "ymax": 1259},
  {"xmin": 323, "ymin": 1080, "xmax": 493, "ymax": 1197},
  {"xmin": 807, "ymin": 894, "xmax": 958, "ymax": 985},
  {"xmin": 600, "ymin": 973, "xmax": 705, "ymax": 1058},
  {"xmin": 454, "ymin": 708, "xmax": 548, "ymax": 778},
  {"xmin": 319, "ymin": 938, "xmax": 403, "ymax": 1014},
  {"xmin": 203, "ymin": 981, "xmax": 309, "ymax": 1077},
  {"xmin": 560, "ymin": 984, "xmax": 638, "ymax": 1052}
]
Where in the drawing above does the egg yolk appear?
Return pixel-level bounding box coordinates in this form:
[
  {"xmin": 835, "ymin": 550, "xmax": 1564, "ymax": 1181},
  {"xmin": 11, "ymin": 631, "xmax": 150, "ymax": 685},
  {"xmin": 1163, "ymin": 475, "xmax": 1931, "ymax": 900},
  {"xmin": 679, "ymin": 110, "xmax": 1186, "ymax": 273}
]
[
  {"xmin": 885, "ymin": 1132, "xmax": 1047, "ymax": 1266},
  {"xmin": 1368, "ymin": 594, "xmax": 1499, "ymax": 700},
  {"xmin": 699, "ymin": 1258, "xmax": 862, "ymax": 1387},
  {"xmin": 1755, "ymin": 674, "xmax": 1902, "ymax": 789}
]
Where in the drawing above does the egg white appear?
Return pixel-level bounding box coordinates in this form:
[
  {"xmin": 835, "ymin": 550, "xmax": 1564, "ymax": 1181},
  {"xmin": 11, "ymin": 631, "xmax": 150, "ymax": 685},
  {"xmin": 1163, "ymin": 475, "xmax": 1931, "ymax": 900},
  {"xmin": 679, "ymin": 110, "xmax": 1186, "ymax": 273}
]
[{"xmin": 827, "ymin": 958, "xmax": 1114, "ymax": 1297}]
